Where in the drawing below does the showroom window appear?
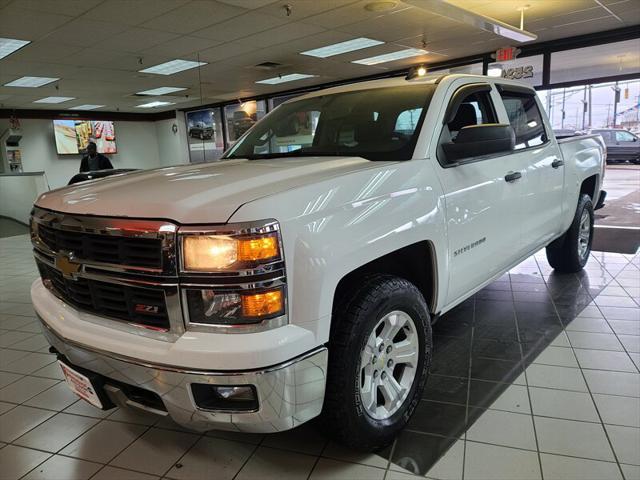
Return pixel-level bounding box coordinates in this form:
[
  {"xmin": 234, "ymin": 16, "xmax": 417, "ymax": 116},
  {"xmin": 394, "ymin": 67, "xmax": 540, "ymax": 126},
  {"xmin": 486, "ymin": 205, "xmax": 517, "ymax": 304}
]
[
  {"xmin": 550, "ymin": 38, "xmax": 640, "ymax": 85},
  {"xmin": 224, "ymin": 100, "xmax": 267, "ymax": 146},
  {"xmin": 499, "ymin": 91, "xmax": 547, "ymax": 149}
]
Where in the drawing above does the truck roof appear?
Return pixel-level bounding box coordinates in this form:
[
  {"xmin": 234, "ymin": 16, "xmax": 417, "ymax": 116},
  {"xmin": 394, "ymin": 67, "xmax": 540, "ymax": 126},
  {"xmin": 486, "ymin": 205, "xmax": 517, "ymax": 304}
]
[{"xmin": 290, "ymin": 73, "xmax": 536, "ymax": 104}]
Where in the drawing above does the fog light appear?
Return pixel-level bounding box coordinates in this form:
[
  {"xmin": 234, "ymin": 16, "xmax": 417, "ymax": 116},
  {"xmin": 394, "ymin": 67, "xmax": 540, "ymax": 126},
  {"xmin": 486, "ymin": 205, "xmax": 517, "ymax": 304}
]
[{"xmin": 191, "ymin": 384, "xmax": 258, "ymax": 411}]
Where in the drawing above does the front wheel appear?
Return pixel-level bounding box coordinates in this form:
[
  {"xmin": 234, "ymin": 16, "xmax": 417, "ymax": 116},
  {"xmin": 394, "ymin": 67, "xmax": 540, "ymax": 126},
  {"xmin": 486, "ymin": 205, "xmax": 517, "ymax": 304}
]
[
  {"xmin": 321, "ymin": 275, "xmax": 432, "ymax": 451},
  {"xmin": 546, "ymin": 194, "xmax": 594, "ymax": 272}
]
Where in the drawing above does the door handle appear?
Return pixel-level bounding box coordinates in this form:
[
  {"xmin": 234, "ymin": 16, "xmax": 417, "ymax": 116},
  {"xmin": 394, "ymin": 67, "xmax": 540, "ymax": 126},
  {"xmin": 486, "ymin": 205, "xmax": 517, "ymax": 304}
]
[
  {"xmin": 551, "ymin": 159, "xmax": 564, "ymax": 169},
  {"xmin": 504, "ymin": 171, "xmax": 522, "ymax": 183}
]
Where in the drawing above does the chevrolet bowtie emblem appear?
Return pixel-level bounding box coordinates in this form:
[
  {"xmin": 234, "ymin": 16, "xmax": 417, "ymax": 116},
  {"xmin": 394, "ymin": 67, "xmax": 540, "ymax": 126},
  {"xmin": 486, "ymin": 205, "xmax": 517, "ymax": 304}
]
[{"xmin": 55, "ymin": 252, "xmax": 81, "ymax": 279}]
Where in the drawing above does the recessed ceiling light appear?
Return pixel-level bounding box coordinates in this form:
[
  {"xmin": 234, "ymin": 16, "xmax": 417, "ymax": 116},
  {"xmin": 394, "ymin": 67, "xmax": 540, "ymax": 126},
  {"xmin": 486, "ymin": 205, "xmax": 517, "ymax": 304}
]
[
  {"xmin": 4, "ymin": 76, "xmax": 59, "ymax": 88},
  {"xmin": 136, "ymin": 101, "xmax": 175, "ymax": 108},
  {"xmin": 136, "ymin": 86, "xmax": 187, "ymax": 95},
  {"xmin": 0, "ymin": 37, "xmax": 30, "ymax": 60},
  {"xmin": 139, "ymin": 59, "xmax": 206, "ymax": 75},
  {"xmin": 68, "ymin": 104, "xmax": 106, "ymax": 110},
  {"xmin": 301, "ymin": 37, "xmax": 384, "ymax": 58},
  {"xmin": 353, "ymin": 48, "xmax": 428, "ymax": 65},
  {"xmin": 33, "ymin": 96, "xmax": 75, "ymax": 104},
  {"xmin": 256, "ymin": 73, "xmax": 317, "ymax": 85}
]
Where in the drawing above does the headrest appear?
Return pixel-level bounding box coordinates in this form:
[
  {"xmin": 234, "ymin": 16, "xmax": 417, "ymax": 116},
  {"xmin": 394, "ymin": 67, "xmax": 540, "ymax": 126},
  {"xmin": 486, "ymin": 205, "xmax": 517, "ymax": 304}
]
[{"xmin": 448, "ymin": 103, "xmax": 477, "ymax": 132}]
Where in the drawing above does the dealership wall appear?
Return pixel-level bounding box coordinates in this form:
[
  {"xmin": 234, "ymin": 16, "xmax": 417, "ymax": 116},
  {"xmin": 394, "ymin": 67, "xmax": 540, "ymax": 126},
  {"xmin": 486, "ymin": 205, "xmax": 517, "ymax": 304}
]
[{"xmin": 2, "ymin": 116, "xmax": 190, "ymax": 191}]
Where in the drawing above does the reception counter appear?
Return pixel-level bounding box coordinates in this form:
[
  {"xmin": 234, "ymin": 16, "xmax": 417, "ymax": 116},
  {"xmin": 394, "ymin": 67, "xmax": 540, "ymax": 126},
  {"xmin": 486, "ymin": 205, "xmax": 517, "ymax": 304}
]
[{"xmin": 0, "ymin": 172, "xmax": 49, "ymax": 225}]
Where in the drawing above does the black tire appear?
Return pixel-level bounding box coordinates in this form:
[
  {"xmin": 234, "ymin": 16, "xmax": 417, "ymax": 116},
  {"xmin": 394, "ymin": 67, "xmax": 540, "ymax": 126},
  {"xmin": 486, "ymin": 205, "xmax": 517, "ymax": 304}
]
[
  {"xmin": 320, "ymin": 275, "xmax": 432, "ymax": 451},
  {"xmin": 546, "ymin": 194, "xmax": 594, "ymax": 273}
]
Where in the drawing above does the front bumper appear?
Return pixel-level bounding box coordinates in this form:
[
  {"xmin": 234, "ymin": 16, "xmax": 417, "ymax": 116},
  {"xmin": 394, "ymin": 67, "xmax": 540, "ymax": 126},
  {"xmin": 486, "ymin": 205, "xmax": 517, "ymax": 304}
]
[{"xmin": 40, "ymin": 317, "xmax": 328, "ymax": 433}]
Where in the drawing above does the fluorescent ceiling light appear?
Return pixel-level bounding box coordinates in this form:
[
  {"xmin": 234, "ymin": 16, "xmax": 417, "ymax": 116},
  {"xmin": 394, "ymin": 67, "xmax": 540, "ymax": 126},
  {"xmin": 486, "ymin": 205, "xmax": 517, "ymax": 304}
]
[
  {"xmin": 68, "ymin": 104, "xmax": 105, "ymax": 110},
  {"xmin": 256, "ymin": 73, "xmax": 317, "ymax": 85},
  {"xmin": 301, "ymin": 37, "xmax": 384, "ymax": 58},
  {"xmin": 5, "ymin": 76, "xmax": 59, "ymax": 87},
  {"xmin": 139, "ymin": 59, "xmax": 206, "ymax": 75},
  {"xmin": 0, "ymin": 37, "xmax": 30, "ymax": 60},
  {"xmin": 404, "ymin": 0, "xmax": 537, "ymax": 43},
  {"xmin": 136, "ymin": 101, "xmax": 175, "ymax": 108},
  {"xmin": 136, "ymin": 86, "xmax": 187, "ymax": 95},
  {"xmin": 33, "ymin": 96, "xmax": 75, "ymax": 104},
  {"xmin": 353, "ymin": 48, "xmax": 428, "ymax": 65}
]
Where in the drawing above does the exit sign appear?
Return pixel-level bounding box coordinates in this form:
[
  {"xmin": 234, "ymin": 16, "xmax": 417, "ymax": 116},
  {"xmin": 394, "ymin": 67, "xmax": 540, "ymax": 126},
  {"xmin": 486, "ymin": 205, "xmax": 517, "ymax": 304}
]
[{"xmin": 495, "ymin": 47, "xmax": 517, "ymax": 62}]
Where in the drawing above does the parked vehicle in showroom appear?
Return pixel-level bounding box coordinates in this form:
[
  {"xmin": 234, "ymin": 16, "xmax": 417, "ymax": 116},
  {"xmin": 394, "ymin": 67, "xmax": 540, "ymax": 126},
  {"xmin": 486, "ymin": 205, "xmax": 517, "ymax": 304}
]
[
  {"xmin": 188, "ymin": 123, "xmax": 214, "ymax": 140},
  {"xmin": 590, "ymin": 128, "xmax": 640, "ymax": 164},
  {"xmin": 30, "ymin": 73, "xmax": 605, "ymax": 450}
]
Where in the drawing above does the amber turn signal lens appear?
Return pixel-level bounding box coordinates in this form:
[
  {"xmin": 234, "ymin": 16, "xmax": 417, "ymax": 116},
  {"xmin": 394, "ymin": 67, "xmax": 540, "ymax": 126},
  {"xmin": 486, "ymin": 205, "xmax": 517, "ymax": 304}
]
[
  {"xmin": 241, "ymin": 289, "xmax": 284, "ymax": 318},
  {"xmin": 237, "ymin": 235, "xmax": 279, "ymax": 262}
]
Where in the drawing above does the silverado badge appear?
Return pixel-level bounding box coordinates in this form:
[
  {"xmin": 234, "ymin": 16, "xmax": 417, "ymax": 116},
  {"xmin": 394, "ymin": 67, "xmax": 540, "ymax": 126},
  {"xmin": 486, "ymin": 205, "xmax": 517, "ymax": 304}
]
[{"xmin": 55, "ymin": 252, "xmax": 81, "ymax": 279}]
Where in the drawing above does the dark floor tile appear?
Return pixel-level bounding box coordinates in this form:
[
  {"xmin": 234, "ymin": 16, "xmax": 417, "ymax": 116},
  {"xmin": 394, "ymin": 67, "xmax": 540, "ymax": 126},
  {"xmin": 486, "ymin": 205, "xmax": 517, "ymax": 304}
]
[
  {"xmin": 473, "ymin": 323, "xmax": 519, "ymax": 342},
  {"xmin": 470, "ymin": 357, "xmax": 524, "ymax": 383},
  {"xmin": 475, "ymin": 300, "xmax": 516, "ymax": 321},
  {"xmin": 472, "ymin": 338, "xmax": 522, "ymax": 361},
  {"xmin": 513, "ymin": 291, "xmax": 551, "ymax": 303},
  {"xmin": 518, "ymin": 323, "xmax": 564, "ymax": 344},
  {"xmin": 483, "ymin": 281, "xmax": 512, "ymax": 292},
  {"xmin": 432, "ymin": 317, "xmax": 472, "ymax": 338},
  {"xmin": 407, "ymin": 400, "xmax": 467, "ymax": 437},
  {"xmin": 468, "ymin": 380, "xmax": 513, "ymax": 410},
  {"xmin": 475, "ymin": 290, "xmax": 513, "ymax": 302},
  {"xmin": 423, "ymin": 374, "xmax": 468, "ymax": 404},
  {"xmin": 510, "ymin": 273, "xmax": 545, "ymax": 284},
  {"xmin": 390, "ymin": 430, "xmax": 460, "ymax": 476},
  {"xmin": 513, "ymin": 301, "xmax": 557, "ymax": 315}
]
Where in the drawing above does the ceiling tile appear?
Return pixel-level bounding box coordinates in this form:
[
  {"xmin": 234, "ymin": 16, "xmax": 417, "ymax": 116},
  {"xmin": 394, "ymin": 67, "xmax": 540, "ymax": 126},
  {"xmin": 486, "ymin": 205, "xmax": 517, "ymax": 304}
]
[
  {"xmin": 5, "ymin": 41, "xmax": 84, "ymax": 62},
  {"xmin": 255, "ymin": 0, "xmax": 361, "ymax": 21},
  {"xmin": 141, "ymin": 36, "xmax": 222, "ymax": 58},
  {"xmin": 217, "ymin": 0, "xmax": 278, "ymax": 9},
  {"xmin": 141, "ymin": 0, "xmax": 247, "ymax": 34},
  {"xmin": 43, "ymin": 18, "xmax": 130, "ymax": 44},
  {"xmin": 303, "ymin": 0, "xmax": 411, "ymax": 28},
  {"xmin": 106, "ymin": 28, "xmax": 181, "ymax": 53},
  {"xmin": 196, "ymin": 41, "xmax": 257, "ymax": 62},
  {"xmin": 234, "ymin": 22, "xmax": 326, "ymax": 48},
  {"xmin": 81, "ymin": 0, "xmax": 190, "ymax": 25},
  {"xmin": 0, "ymin": 4, "xmax": 73, "ymax": 39},
  {"xmin": 192, "ymin": 11, "xmax": 288, "ymax": 41},
  {"xmin": 14, "ymin": 0, "xmax": 102, "ymax": 16}
]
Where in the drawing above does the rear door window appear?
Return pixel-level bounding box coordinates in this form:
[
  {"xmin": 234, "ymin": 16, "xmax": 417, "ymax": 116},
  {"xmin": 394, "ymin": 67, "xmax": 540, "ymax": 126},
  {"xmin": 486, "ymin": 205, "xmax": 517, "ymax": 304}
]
[{"xmin": 499, "ymin": 91, "xmax": 547, "ymax": 149}]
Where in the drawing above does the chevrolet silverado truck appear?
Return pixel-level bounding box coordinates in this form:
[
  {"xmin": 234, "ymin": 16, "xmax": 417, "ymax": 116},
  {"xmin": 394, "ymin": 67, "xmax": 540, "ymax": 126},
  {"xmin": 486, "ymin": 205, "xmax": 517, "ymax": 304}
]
[{"xmin": 30, "ymin": 73, "xmax": 606, "ymax": 450}]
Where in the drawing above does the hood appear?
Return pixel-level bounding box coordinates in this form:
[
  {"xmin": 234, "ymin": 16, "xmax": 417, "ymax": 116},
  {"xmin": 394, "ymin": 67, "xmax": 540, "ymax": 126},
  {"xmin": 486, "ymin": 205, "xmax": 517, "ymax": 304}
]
[{"xmin": 36, "ymin": 157, "xmax": 384, "ymax": 224}]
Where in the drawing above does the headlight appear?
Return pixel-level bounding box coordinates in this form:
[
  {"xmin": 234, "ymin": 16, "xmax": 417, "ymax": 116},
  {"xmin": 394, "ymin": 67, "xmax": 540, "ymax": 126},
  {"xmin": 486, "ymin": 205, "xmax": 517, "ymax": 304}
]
[
  {"xmin": 185, "ymin": 287, "xmax": 285, "ymax": 326},
  {"xmin": 179, "ymin": 221, "xmax": 287, "ymax": 331},
  {"xmin": 181, "ymin": 232, "xmax": 279, "ymax": 272}
]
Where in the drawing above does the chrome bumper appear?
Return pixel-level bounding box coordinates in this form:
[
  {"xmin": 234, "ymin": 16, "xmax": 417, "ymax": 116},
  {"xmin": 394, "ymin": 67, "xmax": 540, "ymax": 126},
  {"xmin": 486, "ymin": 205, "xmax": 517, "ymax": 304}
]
[{"xmin": 39, "ymin": 317, "xmax": 328, "ymax": 433}]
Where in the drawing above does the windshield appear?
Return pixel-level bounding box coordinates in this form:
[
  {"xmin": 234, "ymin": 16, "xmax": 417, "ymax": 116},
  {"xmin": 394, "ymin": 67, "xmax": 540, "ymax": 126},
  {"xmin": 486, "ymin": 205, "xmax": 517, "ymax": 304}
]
[{"xmin": 224, "ymin": 84, "xmax": 436, "ymax": 161}]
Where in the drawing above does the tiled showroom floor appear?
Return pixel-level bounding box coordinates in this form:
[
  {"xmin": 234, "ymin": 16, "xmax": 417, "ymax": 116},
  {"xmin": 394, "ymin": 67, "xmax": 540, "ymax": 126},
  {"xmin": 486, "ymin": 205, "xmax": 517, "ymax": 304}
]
[{"xmin": 1, "ymin": 232, "xmax": 639, "ymax": 480}]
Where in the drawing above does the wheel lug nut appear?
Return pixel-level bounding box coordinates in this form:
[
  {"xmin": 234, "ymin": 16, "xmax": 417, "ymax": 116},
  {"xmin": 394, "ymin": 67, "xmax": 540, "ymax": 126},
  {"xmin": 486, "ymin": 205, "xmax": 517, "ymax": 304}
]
[
  {"xmin": 387, "ymin": 359, "xmax": 393, "ymax": 368},
  {"xmin": 373, "ymin": 370, "xmax": 379, "ymax": 378},
  {"xmin": 372, "ymin": 356, "xmax": 377, "ymax": 364},
  {"xmin": 378, "ymin": 344, "xmax": 384, "ymax": 352},
  {"xmin": 381, "ymin": 371, "xmax": 387, "ymax": 380},
  {"xmin": 386, "ymin": 345, "xmax": 392, "ymax": 354}
]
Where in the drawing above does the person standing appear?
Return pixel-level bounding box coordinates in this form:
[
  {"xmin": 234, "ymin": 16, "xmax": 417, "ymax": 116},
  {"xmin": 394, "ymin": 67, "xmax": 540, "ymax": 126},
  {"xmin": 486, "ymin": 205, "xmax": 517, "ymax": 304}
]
[{"xmin": 79, "ymin": 141, "xmax": 113, "ymax": 172}]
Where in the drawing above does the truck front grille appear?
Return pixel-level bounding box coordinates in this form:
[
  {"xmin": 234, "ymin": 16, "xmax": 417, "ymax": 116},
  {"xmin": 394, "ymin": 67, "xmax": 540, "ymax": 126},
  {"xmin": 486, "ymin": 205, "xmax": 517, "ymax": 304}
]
[
  {"xmin": 31, "ymin": 207, "xmax": 179, "ymax": 338},
  {"xmin": 38, "ymin": 224, "xmax": 162, "ymax": 268},
  {"xmin": 37, "ymin": 260, "xmax": 170, "ymax": 331}
]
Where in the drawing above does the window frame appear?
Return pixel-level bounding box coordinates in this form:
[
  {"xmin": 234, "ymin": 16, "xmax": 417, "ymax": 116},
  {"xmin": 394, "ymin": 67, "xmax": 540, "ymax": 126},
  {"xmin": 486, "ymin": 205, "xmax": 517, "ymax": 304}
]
[{"xmin": 435, "ymin": 83, "xmax": 504, "ymax": 168}]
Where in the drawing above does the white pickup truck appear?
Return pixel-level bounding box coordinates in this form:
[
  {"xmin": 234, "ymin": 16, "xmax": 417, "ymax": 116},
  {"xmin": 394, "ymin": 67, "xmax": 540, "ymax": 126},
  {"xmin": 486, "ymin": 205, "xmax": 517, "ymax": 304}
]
[{"xmin": 31, "ymin": 73, "xmax": 606, "ymax": 450}]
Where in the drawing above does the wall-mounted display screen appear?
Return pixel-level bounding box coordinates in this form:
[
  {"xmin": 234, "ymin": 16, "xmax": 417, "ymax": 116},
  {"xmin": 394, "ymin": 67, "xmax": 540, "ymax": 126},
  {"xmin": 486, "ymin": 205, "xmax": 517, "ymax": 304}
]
[{"xmin": 53, "ymin": 119, "xmax": 117, "ymax": 155}]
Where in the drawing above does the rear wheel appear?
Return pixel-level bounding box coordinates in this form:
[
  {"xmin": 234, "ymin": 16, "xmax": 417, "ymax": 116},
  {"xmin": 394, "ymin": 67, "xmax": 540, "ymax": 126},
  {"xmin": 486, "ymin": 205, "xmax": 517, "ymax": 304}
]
[
  {"xmin": 321, "ymin": 275, "xmax": 432, "ymax": 451},
  {"xmin": 546, "ymin": 194, "xmax": 594, "ymax": 272}
]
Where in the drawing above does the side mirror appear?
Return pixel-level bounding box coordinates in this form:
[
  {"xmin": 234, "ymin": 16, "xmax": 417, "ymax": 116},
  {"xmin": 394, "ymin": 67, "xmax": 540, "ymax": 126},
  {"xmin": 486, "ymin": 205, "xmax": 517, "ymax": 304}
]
[{"xmin": 443, "ymin": 124, "xmax": 515, "ymax": 163}]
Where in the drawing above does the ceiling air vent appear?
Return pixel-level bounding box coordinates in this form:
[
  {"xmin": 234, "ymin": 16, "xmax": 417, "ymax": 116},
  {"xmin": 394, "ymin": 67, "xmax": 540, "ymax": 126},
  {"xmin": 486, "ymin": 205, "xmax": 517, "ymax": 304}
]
[{"xmin": 254, "ymin": 62, "xmax": 283, "ymax": 70}]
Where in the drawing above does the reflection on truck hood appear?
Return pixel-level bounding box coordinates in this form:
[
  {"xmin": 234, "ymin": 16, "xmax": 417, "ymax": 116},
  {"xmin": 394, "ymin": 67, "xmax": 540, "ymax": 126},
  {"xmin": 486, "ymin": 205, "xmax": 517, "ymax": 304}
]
[{"xmin": 36, "ymin": 157, "xmax": 385, "ymax": 224}]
